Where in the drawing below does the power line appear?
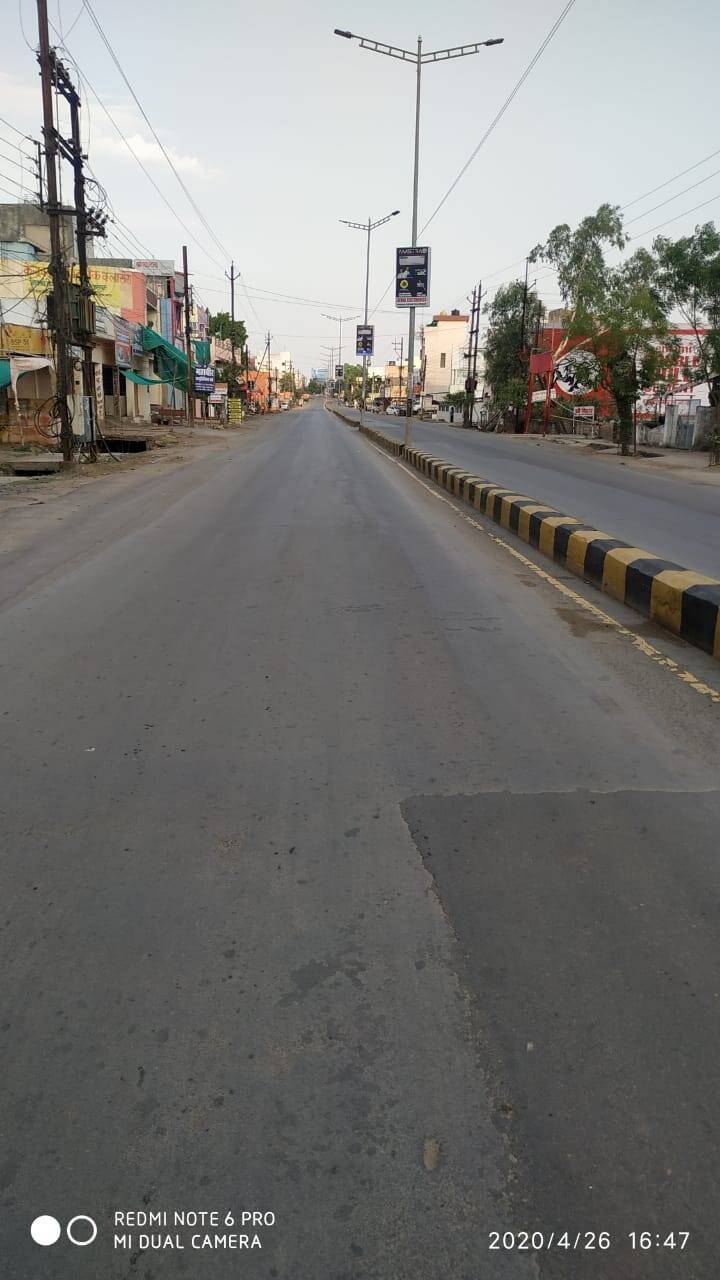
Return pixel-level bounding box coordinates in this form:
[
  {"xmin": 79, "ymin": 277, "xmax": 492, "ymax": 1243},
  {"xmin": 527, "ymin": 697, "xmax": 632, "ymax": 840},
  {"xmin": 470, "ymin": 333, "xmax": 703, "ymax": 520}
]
[
  {"xmin": 46, "ymin": 18, "xmax": 226, "ymax": 271},
  {"xmin": 0, "ymin": 168, "xmax": 34, "ymax": 192},
  {"xmin": 456, "ymin": 144, "xmax": 720, "ymax": 315},
  {"xmin": 79, "ymin": 0, "xmax": 231, "ymax": 263},
  {"xmin": 0, "ymin": 147, "xmax": 35, "ymax": 175},
  {"xmin": 419, "ymin": 0, "xmax": 579, "ymax": 238},
  {"xmin": 624, "ymin": 165, "xmax": 720, "ymax": 227},
  {"xmin": 623, "ymin": 146, "xmax": 720, "ymax": 211},
  {"xmin": 367, "ymin": 1, "xmax": 578, "ymax": 322},
  {"xmin": 0, "ymin": 113, "xmax": 36, "ymax": 141},
  {"xmin": 0, "ymin": 183, "xmax": 30, "ymax": 202},
  {"xmin": 0, "ymin": 133, "xmax": 37, "ymax": 161},
  {"xmin": 628, "ymin": 192, "xmax": 720, "ymax": 242}
]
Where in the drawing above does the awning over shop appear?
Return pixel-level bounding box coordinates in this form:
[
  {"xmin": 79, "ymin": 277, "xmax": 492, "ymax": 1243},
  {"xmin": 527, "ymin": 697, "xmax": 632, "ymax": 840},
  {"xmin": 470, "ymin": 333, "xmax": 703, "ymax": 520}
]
[
  {"xmin": 140, "ymin": 326, "xmax": 189, "ymax": 389},
  {"xmin": 122, "ymin": 370, "xmax": 171, "ymax": 386},
  {"xmin": 0, "ymin": 359, "xmax": 10, "ymax": 390}
]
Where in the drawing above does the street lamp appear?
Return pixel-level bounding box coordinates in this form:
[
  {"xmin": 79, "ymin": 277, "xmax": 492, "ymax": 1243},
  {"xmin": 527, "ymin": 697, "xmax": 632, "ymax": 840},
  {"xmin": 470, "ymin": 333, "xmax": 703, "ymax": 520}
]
[
  {"xmin": 320, "ymin": 344, "xmax": 335, "ymax": 390},
  {"xmin": 340, "ymin": 208, "xmax": 400, "ymax": 423},
  {"xmin": 321, "ymin": 312, "xmax": 358, "ymax": 402},
  {"xmin": 334, "ymin": 27, "xmax": 503, "ymax": 447}
]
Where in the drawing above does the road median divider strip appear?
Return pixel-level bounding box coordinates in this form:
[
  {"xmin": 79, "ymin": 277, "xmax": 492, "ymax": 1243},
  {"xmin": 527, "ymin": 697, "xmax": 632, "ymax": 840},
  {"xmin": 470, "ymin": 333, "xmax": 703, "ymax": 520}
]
[{"xmin": 335, "ymin": 410, "xmax": 720, "ymax": 661}]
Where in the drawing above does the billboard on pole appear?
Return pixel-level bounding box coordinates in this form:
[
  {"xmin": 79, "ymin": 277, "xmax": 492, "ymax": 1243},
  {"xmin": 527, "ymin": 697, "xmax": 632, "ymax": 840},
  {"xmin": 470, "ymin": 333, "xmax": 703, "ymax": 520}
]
[
  {"xmin": 356, "ymin": 324, "xmax": 374, "ymax": 357},
  {"xmin": 395, "ymin": 246, "xmax": 430, "ymax": 308}
]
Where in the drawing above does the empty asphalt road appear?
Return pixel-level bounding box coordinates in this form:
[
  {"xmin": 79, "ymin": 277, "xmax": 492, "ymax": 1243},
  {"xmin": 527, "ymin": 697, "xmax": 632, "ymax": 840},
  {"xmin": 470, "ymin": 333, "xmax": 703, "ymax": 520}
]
[
  {"xmin": 1, "ymin": 403, "xmax": 719, "ymax": 1280},
  {"xmin": 338, "ymin": 404, "xmax": 720, "ymax": 578}
]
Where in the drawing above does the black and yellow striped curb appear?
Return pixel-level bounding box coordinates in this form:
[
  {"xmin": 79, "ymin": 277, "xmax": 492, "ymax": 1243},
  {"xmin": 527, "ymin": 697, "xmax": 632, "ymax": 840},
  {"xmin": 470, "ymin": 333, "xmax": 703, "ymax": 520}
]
[{"xmin": 351, "ymin": 417, "xmax": 720, "ymax": 661}]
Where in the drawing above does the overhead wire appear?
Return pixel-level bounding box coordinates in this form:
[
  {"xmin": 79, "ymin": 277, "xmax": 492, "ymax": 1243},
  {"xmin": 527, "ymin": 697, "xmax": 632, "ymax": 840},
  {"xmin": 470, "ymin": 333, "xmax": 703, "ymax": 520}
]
[
  {"xmin": 46, "ymin": 18, "xmax": 226, "ymax": 271},
  {"xmin": 79, "ymin": 0, "xmax": 230, "ymax": 263},
  {"xmin": 624, "ymin": 166, "xmax": 720, "ymax": 227},
  {"xmin": 367, "ymin": 0, "xmax": 579, "ymax": 321}
]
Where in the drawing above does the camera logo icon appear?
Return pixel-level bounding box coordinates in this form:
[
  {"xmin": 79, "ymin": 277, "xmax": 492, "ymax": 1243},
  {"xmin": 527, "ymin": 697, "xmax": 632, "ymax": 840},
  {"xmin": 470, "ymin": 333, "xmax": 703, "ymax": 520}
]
[{"xmin": 31, "ymin": 1215, "xmax": 97, "ymax": 1246}]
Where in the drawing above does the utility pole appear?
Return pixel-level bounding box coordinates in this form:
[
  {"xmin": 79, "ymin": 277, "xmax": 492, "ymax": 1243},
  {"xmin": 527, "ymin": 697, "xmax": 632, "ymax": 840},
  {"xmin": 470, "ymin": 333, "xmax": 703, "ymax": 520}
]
[
  {"xmin": 65, "ymin": 76, "xmax": 106, "ymax": 459},
  {"xmin": 36, "ymin": 0, "xmax": 73, "ymax": 462},
  {"xmin": 182, "ymin": 245, "xmax": 194, "ymax": 422},
  {"xmin": 226, "ymin": 260, "xmax": 240, "ymax": 392},
  {"xmin": 393, "ymin": 336, "xmax": 404, "ymax": 405},
  {"xmin": 464, "ymin": 283, "xmax": 482, "ymax": 428},
  {"xmin": 515, "ymin": 257, "xmax": 529, "ymax": 434}
]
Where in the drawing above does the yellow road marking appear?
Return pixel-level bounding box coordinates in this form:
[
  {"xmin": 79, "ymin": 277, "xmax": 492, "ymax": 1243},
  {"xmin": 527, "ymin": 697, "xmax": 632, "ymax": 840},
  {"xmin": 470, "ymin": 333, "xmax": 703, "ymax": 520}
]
[{"xmin": 363, "ymin": 438, "xmax": 720, "ymax": 706}]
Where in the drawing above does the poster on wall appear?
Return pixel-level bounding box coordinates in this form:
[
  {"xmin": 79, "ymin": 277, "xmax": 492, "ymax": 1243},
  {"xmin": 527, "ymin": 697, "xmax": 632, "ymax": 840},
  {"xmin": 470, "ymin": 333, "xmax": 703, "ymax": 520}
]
[{"xmin": 94, "ymin": 364, "xmax": 105, "ymax": 421}]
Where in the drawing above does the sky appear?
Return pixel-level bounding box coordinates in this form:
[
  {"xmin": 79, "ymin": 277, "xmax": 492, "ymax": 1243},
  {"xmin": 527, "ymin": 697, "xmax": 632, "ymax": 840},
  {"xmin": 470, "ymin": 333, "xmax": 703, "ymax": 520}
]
[{"xmin": 2, "ymin": 0, "xmax": 720, "ymax": 376}]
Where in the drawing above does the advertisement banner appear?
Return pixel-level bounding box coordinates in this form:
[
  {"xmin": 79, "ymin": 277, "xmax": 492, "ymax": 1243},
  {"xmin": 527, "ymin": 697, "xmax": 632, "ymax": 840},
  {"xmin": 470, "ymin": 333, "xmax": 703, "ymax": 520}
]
[
  {"xmin": 0, "ymin": 259, "xmax": 146, "ymax": 325},
  {"xmin": 114, "ymin": 317, "xmax": 132, "ymax": 367},
  {"xmin": 356, "ymin": 324, "xmax": 374, "ymax": 357},
  {"xmin": 395, "ymin": 246, "xmax": 430, "ymax": 308}
]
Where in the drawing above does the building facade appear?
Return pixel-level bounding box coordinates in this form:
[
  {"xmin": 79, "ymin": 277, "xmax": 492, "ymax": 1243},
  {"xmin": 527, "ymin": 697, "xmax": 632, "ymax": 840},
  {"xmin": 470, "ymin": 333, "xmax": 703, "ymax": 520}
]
[{"xmin": 420, "ymin": 310, "xmax": 469, "ymax": 400}]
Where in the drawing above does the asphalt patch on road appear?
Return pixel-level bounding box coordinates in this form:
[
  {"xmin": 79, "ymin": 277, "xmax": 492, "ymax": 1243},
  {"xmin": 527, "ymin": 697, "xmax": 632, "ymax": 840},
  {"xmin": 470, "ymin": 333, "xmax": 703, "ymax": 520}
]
[{"xmin": 401, "ymin": 788, "xmax": 720, "ymax": 1280}]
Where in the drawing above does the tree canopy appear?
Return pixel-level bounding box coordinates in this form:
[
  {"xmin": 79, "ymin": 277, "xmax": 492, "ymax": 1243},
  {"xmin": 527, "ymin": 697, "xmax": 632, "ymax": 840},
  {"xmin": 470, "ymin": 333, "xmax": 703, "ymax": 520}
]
[
  {"xmin": 531, "ymin": 205, "xmax": 670, "ymax": 453},
  {"xmin": 208, "ymin": 311, "xmax": 248, "ymax": 350},
  {"xmin": 483, "ymin": 279, "xmax": 543, "ymax": 413},
  {"xmin": 653, "ymin": 222, "xmax": 720, "ymax": 411}
]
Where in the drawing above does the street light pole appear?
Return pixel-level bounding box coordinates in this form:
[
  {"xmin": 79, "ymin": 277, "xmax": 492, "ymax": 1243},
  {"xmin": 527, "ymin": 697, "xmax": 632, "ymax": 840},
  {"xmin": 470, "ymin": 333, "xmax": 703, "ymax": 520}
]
[
  {"xmin": 340, "ymin": 208, "xmax": 399, "ymax": 423},
  {"xmin": 322, "ymin": 312, "xmax": 357, "ymax": 402},
  {"xmin": 334, "ymin": 27, "xmax": 503, "ymax": 447},
  {"xmin": 406, "ymin": 34, "xmax": 422, "ymax": 448}
]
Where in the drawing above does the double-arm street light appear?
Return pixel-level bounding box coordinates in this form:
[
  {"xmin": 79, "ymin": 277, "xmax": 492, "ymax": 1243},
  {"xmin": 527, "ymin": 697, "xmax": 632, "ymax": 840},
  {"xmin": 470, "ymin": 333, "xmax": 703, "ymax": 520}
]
[
  {"xmin": 334, "ymin": 27, "xmax": 503, "ymax": 446},
  {"xmin": 340, "ymin": 208, "xmax": 400, "ymax": 423},
  {"xmin": 321, "ymin": 312, "xmax": 358, "ymax": 400}
]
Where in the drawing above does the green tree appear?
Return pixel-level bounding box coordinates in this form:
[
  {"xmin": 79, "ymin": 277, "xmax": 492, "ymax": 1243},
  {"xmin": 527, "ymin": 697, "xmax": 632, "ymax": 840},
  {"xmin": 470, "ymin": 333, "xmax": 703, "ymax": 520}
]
[
  {"xmin": 279, "ymin": 371, "xmax": 295, "ymax": 393},
  {"xmin": 208, "ymin": 311, "xmax": 248, "ymax": 349},
  {"xmin": 342, "ymin": 363, "xmax": 364, "ymax": 400},
  {"xmin": 653, "ymin": 222, "xmax": 720, "ymax": 422},
  {"xmin": 531, "ymin": 204, "xmax": 670, "ymax": 454},
  {"xmin": 483, "ymin": 280, "xmax": 543, "ymax": 417},
  {"xmin": 307, "ymin": 378, "xmax": 324, "ymax": 394}
]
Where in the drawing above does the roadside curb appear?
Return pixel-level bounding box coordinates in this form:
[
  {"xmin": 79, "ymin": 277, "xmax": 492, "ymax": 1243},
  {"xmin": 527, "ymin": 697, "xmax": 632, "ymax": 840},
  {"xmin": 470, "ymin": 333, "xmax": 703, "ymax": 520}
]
[{"xmin": 341, "ymin": 412, "xmax": 720, "ymax": 662}]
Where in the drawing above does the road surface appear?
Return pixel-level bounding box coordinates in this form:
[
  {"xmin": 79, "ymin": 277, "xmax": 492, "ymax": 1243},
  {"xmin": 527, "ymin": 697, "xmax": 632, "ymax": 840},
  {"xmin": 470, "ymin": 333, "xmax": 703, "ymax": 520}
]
[
  {"xmin": 340, "ymin": 404, "xmax": 720, "ymax": 577},
  {"xmin": 1, "ymin": 402, "xmax": 719, "ymax": 1279}
]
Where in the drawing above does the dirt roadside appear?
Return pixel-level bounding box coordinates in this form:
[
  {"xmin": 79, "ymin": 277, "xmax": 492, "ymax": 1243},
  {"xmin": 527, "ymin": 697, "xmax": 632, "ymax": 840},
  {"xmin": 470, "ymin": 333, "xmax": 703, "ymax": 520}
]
[{"xmin": 0, "ymin": 423, "xmax": 258, "ymax": 515}]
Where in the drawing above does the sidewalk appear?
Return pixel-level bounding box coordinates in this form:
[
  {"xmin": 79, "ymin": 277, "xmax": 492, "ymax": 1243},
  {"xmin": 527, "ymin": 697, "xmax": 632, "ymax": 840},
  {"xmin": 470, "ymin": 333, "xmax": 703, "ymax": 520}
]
[{"xmin": 511, "ymin": 431, "xmax": 720, "ymax": 485}]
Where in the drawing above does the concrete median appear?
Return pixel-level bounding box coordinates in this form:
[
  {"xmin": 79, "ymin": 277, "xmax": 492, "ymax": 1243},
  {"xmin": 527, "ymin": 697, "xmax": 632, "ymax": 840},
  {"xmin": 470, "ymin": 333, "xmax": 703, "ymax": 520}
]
[{"xmin": 334, "ymin": 408, "xmax": 720, "ymax": 661}]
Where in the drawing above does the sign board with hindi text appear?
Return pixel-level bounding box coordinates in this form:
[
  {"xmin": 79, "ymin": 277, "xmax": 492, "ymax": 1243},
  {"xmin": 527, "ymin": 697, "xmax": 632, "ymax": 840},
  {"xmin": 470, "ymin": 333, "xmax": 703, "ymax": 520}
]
[{"xmin": 193, "ymin": 365, "xmax": 215, "ymax": 394}]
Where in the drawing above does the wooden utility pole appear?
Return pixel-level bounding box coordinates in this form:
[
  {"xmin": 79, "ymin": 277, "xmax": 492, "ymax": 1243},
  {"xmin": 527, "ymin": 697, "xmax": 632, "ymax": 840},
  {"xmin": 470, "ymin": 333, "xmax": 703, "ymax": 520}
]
[
  {"xmin": 265, "ymin": 331, "xmax": 272, "ymax": 410},
  {"xmin": 36, "ymin": 0, "xmax": 73, "ymax": 461},
  {"xmin": 182, "ymin": 245, "xmax": 194, "ymax": 422}
]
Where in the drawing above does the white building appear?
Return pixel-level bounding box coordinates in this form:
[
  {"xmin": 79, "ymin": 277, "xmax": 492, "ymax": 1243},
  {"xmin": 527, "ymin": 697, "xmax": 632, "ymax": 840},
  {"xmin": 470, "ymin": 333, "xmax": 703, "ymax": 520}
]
[{"xmin": 421, "ymin": 310, "xmax": 469, "ymax": 400}]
